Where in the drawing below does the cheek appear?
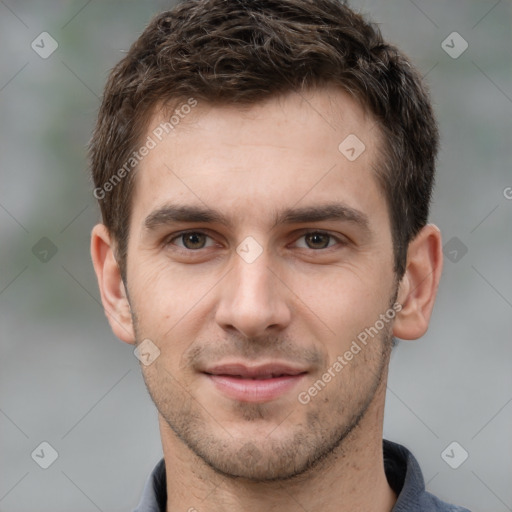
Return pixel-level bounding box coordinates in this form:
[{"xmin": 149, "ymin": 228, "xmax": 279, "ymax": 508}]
[
  {"xmin": 287, "ymin": 263, "xmax": 393, "ymax": 344},
  {"xmin": 128, "ymin": 257, "xmax": 220, "ymax": 350}
]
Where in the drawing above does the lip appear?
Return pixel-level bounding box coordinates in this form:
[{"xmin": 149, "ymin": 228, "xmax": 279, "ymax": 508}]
[{"xmin": 202, "ymin": 362, "xmax": 308, "ymax": 403}]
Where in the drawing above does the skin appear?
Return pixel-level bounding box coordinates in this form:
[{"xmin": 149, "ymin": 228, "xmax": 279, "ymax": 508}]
[{"xmin": 91, "ymin": 85, "xmax": 443, "ymax": 512}]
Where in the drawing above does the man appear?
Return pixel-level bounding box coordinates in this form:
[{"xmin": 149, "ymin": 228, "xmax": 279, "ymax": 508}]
[{"xmin": 89, "ymin": 0, "xmax": 470, "ymax": 510}]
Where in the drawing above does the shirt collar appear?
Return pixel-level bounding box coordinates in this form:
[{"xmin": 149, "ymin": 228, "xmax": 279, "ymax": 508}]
[{"xmin": 133, "ymin": 440, "xmax": 470, "ymax": 512}]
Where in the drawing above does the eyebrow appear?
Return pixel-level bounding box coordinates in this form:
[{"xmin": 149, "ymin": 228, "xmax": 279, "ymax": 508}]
[
  {"xmin": 144, "ymin": 205, "xmax": 230, "ymax": 231},
  {"xmin": 272, "ymin": 204, "xmax": 370, "ymax": 232},
  {"xmin": 143, "ymin": 202, "xmax": 371, "ymax": 234}
]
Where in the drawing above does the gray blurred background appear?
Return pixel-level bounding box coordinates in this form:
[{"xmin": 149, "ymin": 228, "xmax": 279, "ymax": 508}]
[{"xmin": 1, "ymin": 1, "xmax": 511, "ymax": 511}]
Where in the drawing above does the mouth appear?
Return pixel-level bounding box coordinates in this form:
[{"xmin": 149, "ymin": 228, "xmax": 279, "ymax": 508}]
[{"xmin": 202, "ymin": 362, "xmax": 308, "ymax": 403}]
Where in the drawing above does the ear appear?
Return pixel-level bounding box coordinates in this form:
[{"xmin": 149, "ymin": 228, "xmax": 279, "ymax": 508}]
[
  {"xmin": 393, "ymin": 224, "xmax": 443, "ymax": 340},
  {"xmin": 90, "ymin": 224, "xmax": 136, "ymax": 344}
]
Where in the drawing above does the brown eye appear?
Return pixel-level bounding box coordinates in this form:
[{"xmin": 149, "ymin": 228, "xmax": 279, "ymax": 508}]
[
  {"xmin": 173, "ymin": 232, "xmax": 210, "ymax": 250},
  {"xmin": 304, "ymin": 232, "xmax": 332, "ymax": 249}
]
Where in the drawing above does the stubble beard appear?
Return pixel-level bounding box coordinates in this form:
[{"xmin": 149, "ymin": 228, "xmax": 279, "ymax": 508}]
[{"xmin": 136, "ymin": 324, "xmax": 394, "ymax": 483}]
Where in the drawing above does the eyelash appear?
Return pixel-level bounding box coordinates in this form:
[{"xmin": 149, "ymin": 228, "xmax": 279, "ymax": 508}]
[
  {"xmin": 166, "ymin": 231, "xmax": 217, "ymax": 250},
  {"xmin": 165, "ymin": 230, "xmax": 347, "ymax": 251}
]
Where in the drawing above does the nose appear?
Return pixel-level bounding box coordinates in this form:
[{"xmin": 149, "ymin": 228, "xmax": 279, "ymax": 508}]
[{"xmin": 215, "ymin": 248, "xmax": 292, "ymax": 339}]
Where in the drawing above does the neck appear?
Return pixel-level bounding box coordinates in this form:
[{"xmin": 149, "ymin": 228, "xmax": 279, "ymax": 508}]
[{"xmin": 160, "ymin": 378, "xmax": 396, "ymax": 512}]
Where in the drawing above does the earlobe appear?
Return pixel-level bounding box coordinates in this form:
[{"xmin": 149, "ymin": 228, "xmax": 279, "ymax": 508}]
[
  {"xmin": 90, "ymin": 224, "xmax": 136, "ymax": 344},
  {"xmin": 392, "ymin": 224, "xmax": 443, "ymax": 341}
]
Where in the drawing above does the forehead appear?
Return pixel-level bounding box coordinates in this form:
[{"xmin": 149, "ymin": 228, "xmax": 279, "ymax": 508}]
[{"xmin": 131, "ymin": 86, "xmax": 386, "ymax": 229}]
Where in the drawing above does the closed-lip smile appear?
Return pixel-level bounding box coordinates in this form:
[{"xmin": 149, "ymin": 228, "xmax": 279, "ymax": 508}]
[{"xmin": 202, "ymin": 361, "xmax": 308, "ymax": 402}]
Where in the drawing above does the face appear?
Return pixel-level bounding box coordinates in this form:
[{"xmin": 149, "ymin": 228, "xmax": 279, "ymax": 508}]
[{"xmin": 125, "ymin": 87, "xmax": 399, "ymax": 481}]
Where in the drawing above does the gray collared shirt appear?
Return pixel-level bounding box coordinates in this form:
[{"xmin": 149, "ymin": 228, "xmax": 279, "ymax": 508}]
[{"xmin": 133, "ymin": 440, "xmax": 471, "ymax": 511}]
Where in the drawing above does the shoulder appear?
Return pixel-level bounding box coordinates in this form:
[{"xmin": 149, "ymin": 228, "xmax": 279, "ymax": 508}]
[
  {"xmin": 132, "ymin": 458, "xmax": 167, "ymax": 512},
  {"xmin": 383, "ymin": 440, "xmax": 472, "ymax": 512}
]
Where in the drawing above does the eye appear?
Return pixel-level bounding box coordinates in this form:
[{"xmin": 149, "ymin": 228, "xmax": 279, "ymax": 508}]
[
  {"xmin": 169, "ymin": 231, "xmax": 215, "ymax": 250},
  {"xmin": 295, "ymin": 231, "xmax": 339, "ymax": 250}
]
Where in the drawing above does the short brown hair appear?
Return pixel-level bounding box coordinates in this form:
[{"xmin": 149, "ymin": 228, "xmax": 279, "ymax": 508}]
[{"xmin": 89, "ymin": 0, "xmax": 439, "ymax": 281}]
